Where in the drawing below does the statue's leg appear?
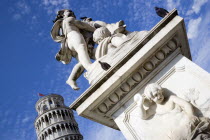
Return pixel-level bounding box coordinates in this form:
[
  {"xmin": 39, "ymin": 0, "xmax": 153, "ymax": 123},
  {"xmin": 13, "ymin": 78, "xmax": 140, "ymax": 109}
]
[
  {"xmin": 67, "ymin": 31, "xmax": 92, "ymax": 71},
  {"xmin": 90, "ymin": 47, "xmax": 96, "ymax": 60},
  {"xmin": 66, "ymin": 62, "xmax": 84, "ymax": 90}
]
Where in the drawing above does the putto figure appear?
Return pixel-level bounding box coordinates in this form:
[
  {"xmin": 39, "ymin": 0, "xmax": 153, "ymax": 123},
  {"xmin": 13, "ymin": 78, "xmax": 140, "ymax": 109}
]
[
  {"xmin": 134, "ymin": 83, "xmax": 210, "ymax": 140},
  {"xmin": 51, "ymin": 9, "xmax": 129, "ymax": 90},
  {"xmin": 134, "ymin": 83, "xmax": 199, "ymax": 121},
  {"xmin": 51, "ymin": 9, "xmax": 96, "ymax": 90}
]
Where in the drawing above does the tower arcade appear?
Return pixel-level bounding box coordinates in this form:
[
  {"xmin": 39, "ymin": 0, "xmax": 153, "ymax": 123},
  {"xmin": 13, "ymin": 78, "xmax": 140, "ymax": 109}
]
[{"xmin": 34, "ymin": 94, "xmax": 83, "ymax": 140}]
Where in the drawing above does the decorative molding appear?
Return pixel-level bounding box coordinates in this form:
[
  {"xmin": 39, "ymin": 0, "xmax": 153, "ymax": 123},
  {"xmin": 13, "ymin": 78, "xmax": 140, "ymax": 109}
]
[
  {"xmin": 157, "ymin": 65, "xmax": 185, "ymax": 85},
  {"xmin": 94, "ymin": 37, "xmax": 179, "ymax": 115},
  {"xmin": 70, "ymin": 9, "xmax": 181, "ymax": 111},
  {"xmin": 123, "ymin": 103, "xmax": 141, "ymax": 140}
]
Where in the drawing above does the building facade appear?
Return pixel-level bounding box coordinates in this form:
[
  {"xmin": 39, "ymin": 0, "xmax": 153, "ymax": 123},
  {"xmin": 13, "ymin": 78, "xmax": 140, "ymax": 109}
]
[{"xmin": 34, "ymin": 94, "xmax": 83, "ymax": 140}]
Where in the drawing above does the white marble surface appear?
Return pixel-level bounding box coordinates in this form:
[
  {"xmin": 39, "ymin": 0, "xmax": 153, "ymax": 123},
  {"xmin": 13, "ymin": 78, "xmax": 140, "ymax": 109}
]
[
  {"xmin": 70, "ymin": 9, "xmax": 210, "ymax": 140},
  {"xmin": 114, "ymin": 55, "xmax": 210, "ymax": 140}
]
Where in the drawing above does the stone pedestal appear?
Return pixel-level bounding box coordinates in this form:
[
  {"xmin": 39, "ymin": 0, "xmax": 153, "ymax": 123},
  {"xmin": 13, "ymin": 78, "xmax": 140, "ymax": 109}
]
[{"xmin": 70, "ymin": 9, "xmax": 210, "ymax": 140}]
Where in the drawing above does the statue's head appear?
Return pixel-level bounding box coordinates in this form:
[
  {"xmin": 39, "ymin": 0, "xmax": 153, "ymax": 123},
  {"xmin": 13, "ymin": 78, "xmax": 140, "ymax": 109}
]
[
  {"xmin": 106, "ymin": 20, "xmax": 126, "ymax": 35},
  {"xmin": 144, "ymin": 83, "xmax": 164, "ymax": 104},
  {"xmin": 93, "ymin": 27, "xmax": 111, "ymax": 44},
  {"xmin": 53, "ymin": 9, "xmax": 76, "ymax": 23},
  {"xmin": 62, "ymin": 9, "xmax": 76, "ymax": 18},
  {"xmin": 80, "ymin": 17, "xmax": 92, "ymax": 22}
]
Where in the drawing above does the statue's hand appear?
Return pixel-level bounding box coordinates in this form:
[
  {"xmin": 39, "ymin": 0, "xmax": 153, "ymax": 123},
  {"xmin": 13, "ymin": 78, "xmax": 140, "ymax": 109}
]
[
  {"xmin": 134, "ymin": 94, "xmax": 144, "ymax": 106},
  {"xmin": 56, "ymin": 35, "xmax": 65, "ymax": 41},
  {"xmin": 189, "ymin": 115, "xmax": 199, "ymax": 126}
]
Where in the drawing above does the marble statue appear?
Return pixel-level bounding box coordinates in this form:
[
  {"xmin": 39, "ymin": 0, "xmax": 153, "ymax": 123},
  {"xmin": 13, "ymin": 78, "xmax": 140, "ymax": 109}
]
[
  {"xmin": 93, "ymin": 21, "xmax": 148, "ymax": 59},
  {"xmin": 51, "ymin": 9, "xmax": 97, "ymax": 90},
  {"xmin": 51, "ymin": 9, "xmax": 95, "ymax": 70},
  {"xmin": 51, "ymin": 9, "xmax": 149, "ymax": 90},
  {"xmin": 68, "ymin": 9, "xmax": 210, "ymax": 140},
  {"xmin": 134, "ymin": 83, "xmax": 210, "ymax": 140},
  {"xmin": 65, "ymin": 17, "xmax": 96, "ymax": 90},
  {"xmin": 93, "ymin": 26, "xmax": 127, "ymax": 59},
  {"xmin": 51, "ymin": 9, "xmax": 133, "ymax": 90}
]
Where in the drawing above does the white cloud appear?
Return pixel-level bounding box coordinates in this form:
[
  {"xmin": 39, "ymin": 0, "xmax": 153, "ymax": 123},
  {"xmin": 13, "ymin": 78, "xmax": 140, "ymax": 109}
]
[
  {"xmin": 41, "ymin": 0, "xmax": 70, "ymax": 14},
  {"xmin": 62, "ymin": 0, "xmax": 70, "ymax": 8},
  {"xmin": 89, "ymin": 0, "xmax": 110, "ymax": 19},
  {"xmin": 194, "ymin": 37, "xmax": 210, "ymax": 68},
  {"xmin": 187, "ymin": 17, "xmax": 202, "ymax": 39},
  {"xmin": 13, "ymin": 14, "xmax": 21, "ymax": 20},
  {"xmin": 190, "ymin": 11, "xmax": 210, "ymax": 69},
  {"xmin": 127, "ymin": 0, "xmax": 159, "ymax": 30},
  {"xmin": 17, "ymin": 1, "xmax": 31, "ymax": 15},
  {"xmin": 192, "ymin": 0, "xmax": 207, "ymax": 14},
  {"xmin": 22, "ymin": 116, "xmax": 31, "ymax": 124},
  {"xmin": 186, "ymin": 0, "xmax": 208, "ymax": 15},
  {"xmin": 166, "ymin": 0, "xmax": 181, "ymax": 10},
  {"xmin": 12, "ymin": 1, "xmax": 31, "ymax": 20}
]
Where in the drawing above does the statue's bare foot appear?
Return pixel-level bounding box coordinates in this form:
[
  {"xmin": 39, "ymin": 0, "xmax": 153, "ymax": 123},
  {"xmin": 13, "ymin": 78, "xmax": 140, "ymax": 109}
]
[{"xmin": 66, "ymin": 79, "xmax": 80, "ymax": 90}]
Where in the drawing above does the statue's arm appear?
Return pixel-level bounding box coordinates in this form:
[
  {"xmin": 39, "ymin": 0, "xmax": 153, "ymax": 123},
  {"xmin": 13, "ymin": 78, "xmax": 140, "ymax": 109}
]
[
  {"xmin": 134, "ymin": 94, "xmax": 153, "ymax": 120},
  {"xmin": 51, "ymin": 20, "xmax": 65, "ymax": 43},
  {"xmin": 74, "ymin": 20, "xmax": 96, "ymax": 32},
  {"xmin": 171, "ymin": 95, "xmax": 199, "ymax": 124},
  {"xmin": 170, "ymin": 95, "xmax": 195, "ymax": 116}
]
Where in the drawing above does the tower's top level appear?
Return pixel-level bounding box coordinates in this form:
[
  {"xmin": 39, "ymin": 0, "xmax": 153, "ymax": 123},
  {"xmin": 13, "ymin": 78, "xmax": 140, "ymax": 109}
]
[{"xmin": 35, "ymin": 94, "xmax": 65, "ymax": 115}]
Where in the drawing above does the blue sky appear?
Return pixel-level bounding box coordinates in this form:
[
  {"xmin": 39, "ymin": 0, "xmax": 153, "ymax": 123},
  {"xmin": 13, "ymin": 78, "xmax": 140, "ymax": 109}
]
[{"xmin": 0, "ymin": 0, "xmax": 210, "ymax": 140}]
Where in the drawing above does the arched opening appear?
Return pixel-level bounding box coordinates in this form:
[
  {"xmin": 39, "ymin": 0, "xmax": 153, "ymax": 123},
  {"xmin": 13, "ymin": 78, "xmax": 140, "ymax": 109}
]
[
  {"xmin": 48, "ymin": 112, "xmax": 52, "ymax": 123},
  {"xmin": 68, "ymin": 111, "xmax": 72, "ymax": 119},
  {"xmin": 65, "ymin": 110, "xmax": 68, "ymax": 116},
  {"xmin": 73, "ymin": 124, "xmax": 77, "ymax": 132},
  {"xmin": 56, "ymin": 101, "xmax": 60, "ymax": 107},
  {"xmin": 48, "ymin": 129, "xmax": 52, "ymax": 138},
  {"xmin": 41, "ymin": 117, "xmax": 46, "ymax": 127},
  {"xmin": 65, "ymin": 123, "xmax": 69, "ymax": 130},
  {"xmin": 43, "ymin": 105, "xmax": 48, "ymax": 112},
  {"xmin": 39, "ymin": 120, "xmax": 41, "ymax": 128},
  {"xmin": 61, "ymin": 124, "xmax": 66, "ymax": 134},
  {"xmin": 69, "ymin": 124, "xmax": 73, "ymax": 131},
  {"xmin": 61, "ymin": 110, "xmax": 65, "ymax": 119},
  {"xmin": 52, "ymin": 111, "xmax": 56, "ymax": 121},
  {"xmin": 44, "ymin": 131, "xmax": 48, "ymax": 138},
  {"xmin": 56, "ymin": 125, "xmax": 61, "ymax": 132},
  {"xmin": 49, "ymin": 100, "xmax": 52, "ymax": 105},
  {"xmin": 57, "ymin": 110, "xmax": 61, "ymax": 120},
  {"xmin": 41, "ymin": 134, "xmax": 44, "ymax": 140},
  {"xmin": 52, "ymin": 127, "xmax": 56, "ymax": 133},
  {"xmin": 45, "ymin": 115, "xmax": 49, "ymax": 125}
]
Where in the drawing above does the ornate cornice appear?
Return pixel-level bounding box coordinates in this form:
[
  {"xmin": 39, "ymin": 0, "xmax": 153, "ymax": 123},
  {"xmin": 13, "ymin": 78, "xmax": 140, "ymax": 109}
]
[
  {"xmin": 94, "ymin": 37, "xmax": 179, "ymax": 115},
  {"xmin": 70, "ymin": 9, "xmax": 179, "ymax": 110}
]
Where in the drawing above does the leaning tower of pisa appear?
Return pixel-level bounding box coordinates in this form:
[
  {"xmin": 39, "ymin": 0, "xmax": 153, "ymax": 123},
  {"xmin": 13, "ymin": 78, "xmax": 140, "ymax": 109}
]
[{"xmin": 34, "ymin": 94, "xmax": 83, "ymax": 140}]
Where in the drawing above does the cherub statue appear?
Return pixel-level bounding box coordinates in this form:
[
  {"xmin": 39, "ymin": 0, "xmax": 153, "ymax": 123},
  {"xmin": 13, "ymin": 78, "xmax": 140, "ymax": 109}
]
[
  {"xmin": 134, "ymin": 83, "xmax": 199, "ymax": 122},
  {"xmin": 134, "ymin": 83, "xmax": 210, "ymax": 140},
  {"xmin": 51, "ymin": 10, "xmax": 128, "ymax": 90},
  {"xmin": 92, "ymin": 21, "xmax": 149, "ymax": 59},
  {"xmin": 93, "ymin": 23, "xmax": 128, "ymax": 59},
  {"xmin": 51, "ymin": 9, "xmax": 95, "ymax": 71},
  {"xmin": 51, "ymin": 10, "xmax": 97, "ymax": 90},
  {"xmin": 65, "ymin": 16, "xmax": 96, "ymax": 90}
]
